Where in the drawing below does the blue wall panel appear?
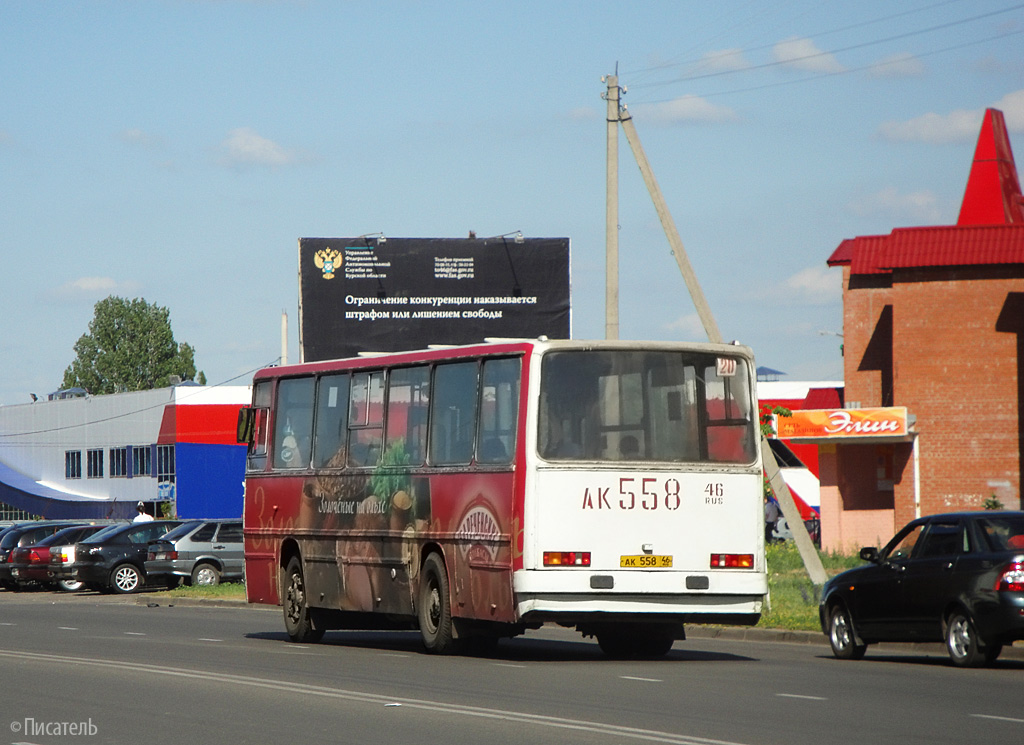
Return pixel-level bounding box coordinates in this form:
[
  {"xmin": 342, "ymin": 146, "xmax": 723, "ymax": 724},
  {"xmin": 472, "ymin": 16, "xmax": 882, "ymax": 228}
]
[{"xmin": 174, "ymin": 443, "xmax": 246, "ymax": 519}]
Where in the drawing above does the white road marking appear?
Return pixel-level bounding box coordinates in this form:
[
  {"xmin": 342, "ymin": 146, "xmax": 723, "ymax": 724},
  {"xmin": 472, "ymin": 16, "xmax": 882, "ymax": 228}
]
[
  {"xmin": 58, "ymin": 627, "xmax": 78, "ymax": 631},
  {"xmin": 621, "ymin": 675, "xmax": 662, "ymax": 683},
  {"xmin": 198, "ymin": 638, "xmax": 223, "ymax": 642},
  {"xmin": 776, "ymin": 693, "xmax": 827, "ymax": 701},
  {"xmin": 124, "ymin": 632, "xmax": 146, "ymax": 636},
  {"xmin": 493, "ymin": 663, "xmax": 527, "ymax": 668},
  {"xmin": 970, "ymin": 714, "xmax": 1024, "ymax": 724},
  {"xmin": 0, "ymin": 648, "xmax": 755, "ymax": 745}
]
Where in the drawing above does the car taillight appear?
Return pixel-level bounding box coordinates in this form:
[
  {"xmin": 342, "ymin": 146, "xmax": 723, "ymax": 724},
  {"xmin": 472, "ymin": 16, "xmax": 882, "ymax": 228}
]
[
  {"xmin": 710, "ymin": 553, "xmax": 754, "ymax": 568},
  {"xmin": 29, "ymin": 550, "xmax": 44, "ymax": 564},
  {"xmin": 995, "ymin": 561, "xmax": 1024, "ymax": 592},
  {"xmin": 543, "ymin": 551, "xmax": 591, "ymax": 567}
]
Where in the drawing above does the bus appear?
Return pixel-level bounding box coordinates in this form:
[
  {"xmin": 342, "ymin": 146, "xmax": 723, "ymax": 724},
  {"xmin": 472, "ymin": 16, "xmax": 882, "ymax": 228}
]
[{"xmin": 238, "ymin": 338, "xmax": 767, "ymax": 657}]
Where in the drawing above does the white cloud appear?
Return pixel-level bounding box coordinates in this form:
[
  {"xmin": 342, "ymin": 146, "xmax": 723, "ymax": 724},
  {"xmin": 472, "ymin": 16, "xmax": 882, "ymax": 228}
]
[
  {"xmin": 568, "ymin": 106, "xmax": 599, "ymax": 121},
  {"xmin": 219, "ymin": 127, "xmax": 298, "ymax": 167},
  {"xmin": 783, "ymin": 265, "xmax": 842, "ymax": 305},
  {"xmin": 634, "ymin": 96, "xmax": 738, "ymax": 125},
  {"xmin": 699, "ymin": 48, "xmax": 750, "ymax": 72},
  {"xmin": 994, "ymin": 89, "xmax": 1024, "ymax": 131},
  {"xmin": 663, "ymin": 313, "xmax": 706, "ymax": 338},
  {"xmin": 772, "ymin": 37, "xmax": 845, "ymax": 73},
  {"xmin": 868, "ymin": 53, "xmax": 925, "ymax": 79},
  {"xmin": 848, "ymin": 186, "xmax": 945, "ymax": 224},
  {"xmin": 117, "ymin": 128, "xmax": 162, "ymax": 148},
  {"xmin": 48, "ymin": 276, "xmax": 143, "ymax": 304},
  {"xmin": 877, "ymin": 109, "xmax": 984, "ymax": 144}
]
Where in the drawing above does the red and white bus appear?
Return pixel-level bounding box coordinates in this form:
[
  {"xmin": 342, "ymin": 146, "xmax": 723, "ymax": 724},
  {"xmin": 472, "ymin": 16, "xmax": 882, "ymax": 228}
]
[{"xmin": 239, "ymin": 338, "xmax": 767, "ymax": 657}]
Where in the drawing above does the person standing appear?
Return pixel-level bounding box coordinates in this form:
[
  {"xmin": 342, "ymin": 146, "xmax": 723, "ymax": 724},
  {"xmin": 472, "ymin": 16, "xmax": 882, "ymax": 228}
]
[
  {"xmin": 764, "ymin": 495, "xmax": 780, "ymax": 543},
  {"xmin": 133, "ymin": 501, "xmax": 154, "ymax": 523}
]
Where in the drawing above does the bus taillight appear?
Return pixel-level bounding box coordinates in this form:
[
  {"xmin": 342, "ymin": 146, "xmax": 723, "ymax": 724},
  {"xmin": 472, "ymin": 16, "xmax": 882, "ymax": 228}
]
[
  {"xmin": 710, "ymin": 554, "xmax": 754, "ymax": 569},
  {"xmin": 543, "ymin": 551, "xmax": 591, "ymax": 567}
]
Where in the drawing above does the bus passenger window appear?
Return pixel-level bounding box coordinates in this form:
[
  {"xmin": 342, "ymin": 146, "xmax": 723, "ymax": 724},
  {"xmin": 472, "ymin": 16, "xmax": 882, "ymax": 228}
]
[
  {"xmin": 477, "ymin": 357, "xmax": 520, "ymax": 464},
  {"xmin": 273, "ymin": 377, "xmax": 315, "ymax": 469},
  {"xmin": 386, "ymin": 366, "xmax": 430, "ymax": 466},
  {"xmin": 348, "ymin": 371, "xmax": 384, "ymax": 468},
  {"xmin": 430, "ymin": 362, "xmax": 478, "ymax": 465},
  {"xmin": 313, "ymin": 374, "xmax": 350, "ymax": 468}
]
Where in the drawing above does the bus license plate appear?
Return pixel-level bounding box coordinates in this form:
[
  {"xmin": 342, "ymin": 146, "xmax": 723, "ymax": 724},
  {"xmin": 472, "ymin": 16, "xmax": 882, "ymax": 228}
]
[{"xmin": 620, "ymin": 555, "xmax": 673, "ymax": 568}]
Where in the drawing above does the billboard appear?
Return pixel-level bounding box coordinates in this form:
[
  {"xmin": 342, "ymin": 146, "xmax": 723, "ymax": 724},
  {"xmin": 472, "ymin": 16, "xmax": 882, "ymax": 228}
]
[{"xmin": 298, "ymin": 236, "xmax": 570, "ymax": 362}]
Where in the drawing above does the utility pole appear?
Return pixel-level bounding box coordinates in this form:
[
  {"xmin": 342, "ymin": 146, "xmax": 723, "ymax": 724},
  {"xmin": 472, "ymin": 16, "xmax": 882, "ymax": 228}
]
[
  {"xmin": 603, "ymin": 72, "xmax": 827, "ymax": 585},
  {"xmin": 603, "ymin": 74, "xmax": 620, "ymax": 340}
]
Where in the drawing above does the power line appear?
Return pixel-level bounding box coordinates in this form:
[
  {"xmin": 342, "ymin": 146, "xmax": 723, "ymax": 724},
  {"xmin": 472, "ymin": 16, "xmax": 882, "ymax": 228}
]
[{"xmin": 629, "ymin": 2, "xmax": 1024, "ymax": 91}]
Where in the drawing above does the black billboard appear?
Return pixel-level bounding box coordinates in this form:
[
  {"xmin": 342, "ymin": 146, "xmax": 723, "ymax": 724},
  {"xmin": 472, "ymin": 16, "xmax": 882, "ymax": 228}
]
[{"xmin": 298, "ymin": 236, "xmax": 571, "ymax": 362}]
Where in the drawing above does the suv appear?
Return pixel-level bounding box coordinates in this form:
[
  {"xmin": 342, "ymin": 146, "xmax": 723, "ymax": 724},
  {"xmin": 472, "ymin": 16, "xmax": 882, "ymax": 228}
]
[
  {"xmin": 70, "ymin": 521, "xmax": 181, "ymax": 594},
  {"xmin": 146, "ymin": 519, "xmax": 243, "ymax": 587}
]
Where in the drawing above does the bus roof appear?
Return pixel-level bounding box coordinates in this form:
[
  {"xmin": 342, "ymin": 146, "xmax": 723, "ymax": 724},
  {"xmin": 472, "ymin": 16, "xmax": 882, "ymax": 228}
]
[{"xmin": 253, "ymin": 338, "xmax": 756, "ymax": 381}]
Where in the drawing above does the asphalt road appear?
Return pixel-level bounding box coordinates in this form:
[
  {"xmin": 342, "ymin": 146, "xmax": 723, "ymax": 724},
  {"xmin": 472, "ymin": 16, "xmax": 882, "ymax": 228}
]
[{"xmin": 1, "ymin": 591, "xmax": 1022, "ymax": 745}]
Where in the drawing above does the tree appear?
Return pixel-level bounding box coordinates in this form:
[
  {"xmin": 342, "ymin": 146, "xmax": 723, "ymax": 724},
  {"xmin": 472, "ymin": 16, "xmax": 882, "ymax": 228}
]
[{"xmin": 62, "ymin": 296, "xmax": 203, "ymax": 394}]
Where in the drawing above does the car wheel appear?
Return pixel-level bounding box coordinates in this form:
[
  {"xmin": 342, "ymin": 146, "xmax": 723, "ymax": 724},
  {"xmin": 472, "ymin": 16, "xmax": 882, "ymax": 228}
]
[
  {"xmin": 282, "ymin": 557, "xmax": 323, "ymax": 643},
  {"xmin": 418, "ymin": 553, "xmax": 455, "ymax": 654},
  {"xmin": 110, "ymin": 564, "xmax": 143, "ymax": 594},
  {"xmin": 945, "ymin": 609, "xmax": 987, "ymax": 667},
  {"xmin": 828, "ymin": 604, "xmax": 867, "ymax": 660},
  {"xmin": 58, "ymin": 579, "xmax": 84, "ymax": 592},
  {"xmin": 191, "ymin": 563, "xmax": 221, "ymax": 587}
]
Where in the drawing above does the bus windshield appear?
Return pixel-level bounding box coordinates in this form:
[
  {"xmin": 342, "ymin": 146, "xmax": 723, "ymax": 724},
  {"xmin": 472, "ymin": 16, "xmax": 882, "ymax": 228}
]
[{"xmin": 538, "ymin": 349, "xmax": 755, "ymax": 464}]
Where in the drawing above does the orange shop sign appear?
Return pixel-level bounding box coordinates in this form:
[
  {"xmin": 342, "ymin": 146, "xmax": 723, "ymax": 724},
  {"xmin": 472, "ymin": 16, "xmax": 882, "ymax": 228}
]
[{"xmin": 775, "ymin": 407, "xmax": 909, "ymax": 439}]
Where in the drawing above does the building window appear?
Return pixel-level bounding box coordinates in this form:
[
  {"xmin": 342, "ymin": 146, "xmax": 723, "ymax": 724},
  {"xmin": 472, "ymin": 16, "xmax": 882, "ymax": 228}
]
[
  {"xmin": 109, "ymin": 447, "xmax": 128, "ymax": 478},
  {"xmin": 156, "ymin": 444, "xmax": 175, "ymax": 484},
  {"xmin": 132, "ymin": 445, "xmax": 152, "ymax": 476},
  {"xmin": 65, "ymin": 451, "xmax": 82, "ymax": 480},
  {"xmin": 86, "ymin": 449, "xmax": 103, "ymax": 479}
]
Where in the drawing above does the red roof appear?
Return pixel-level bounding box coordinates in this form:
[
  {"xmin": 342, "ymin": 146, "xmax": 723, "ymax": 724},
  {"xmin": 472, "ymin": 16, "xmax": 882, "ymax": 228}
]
[{"xmin": 828, "ymin": 108, "xmax": 1024, "ymax": 276}]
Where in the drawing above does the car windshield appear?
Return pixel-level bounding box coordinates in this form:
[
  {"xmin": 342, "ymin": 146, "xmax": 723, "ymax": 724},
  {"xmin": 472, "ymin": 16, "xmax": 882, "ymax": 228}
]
[
  {"xmin": 976, "ymin": 515, "xmax": 1024, "ymax": 552},
  {"xmin": 157, "ymin": 521, "xmax": 203, "ymax": 541}
]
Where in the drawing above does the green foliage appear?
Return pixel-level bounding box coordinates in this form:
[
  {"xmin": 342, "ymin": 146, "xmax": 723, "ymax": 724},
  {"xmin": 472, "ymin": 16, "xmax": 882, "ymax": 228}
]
[
  {"xmin": 758, "ymin": 542, "xmax": 864, "ymax": 631},
  {"xmin": 983, "ymin": 495, "xmax": 1004, "ymax": 510},
  {"xmin": 62, "ymin": 296, "xmax": 202, "ymax": 394}
]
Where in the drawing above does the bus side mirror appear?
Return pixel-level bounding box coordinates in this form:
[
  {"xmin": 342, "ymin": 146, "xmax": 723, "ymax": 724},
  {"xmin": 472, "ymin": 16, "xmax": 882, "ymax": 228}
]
[{"xmin": 237, "ymin": 407, "xmax": 255, "ymax": 448}]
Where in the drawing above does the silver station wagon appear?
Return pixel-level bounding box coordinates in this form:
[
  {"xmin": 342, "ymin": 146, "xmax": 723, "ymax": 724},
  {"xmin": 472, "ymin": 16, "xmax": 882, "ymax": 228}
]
[{"xmin": 146, "ymin": 519, "xmax": 244, "ymax": 587}]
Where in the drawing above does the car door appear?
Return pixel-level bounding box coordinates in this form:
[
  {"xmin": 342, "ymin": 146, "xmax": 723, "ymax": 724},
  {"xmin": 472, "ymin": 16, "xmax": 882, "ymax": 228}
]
[
  {"xmin": 897, "ymin": 518, "xmax": 964, "ymax": 640},
  {"xmin": 214, "ymin": 522, "xmax": 244, "ymax": 577},
  {"xmin": 851, "ymin": 521, "xmax": 925, "ymax": 640}
]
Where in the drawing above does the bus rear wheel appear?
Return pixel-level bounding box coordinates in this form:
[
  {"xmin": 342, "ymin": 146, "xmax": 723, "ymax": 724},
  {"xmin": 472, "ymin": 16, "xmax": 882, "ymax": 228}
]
[
  {"xmin": 283, "ymin": 557, "xmax": 324, "ymax": 643},
  {"xmin": 418, "ymin": 553, "xmax": 456, "ymax": 654}
]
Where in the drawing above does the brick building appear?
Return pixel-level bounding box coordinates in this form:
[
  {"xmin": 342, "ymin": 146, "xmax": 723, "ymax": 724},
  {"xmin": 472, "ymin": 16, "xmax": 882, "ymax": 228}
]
[{"xmin": 800, "ymin": 108, "xmax": 1024, "ymax": 551}]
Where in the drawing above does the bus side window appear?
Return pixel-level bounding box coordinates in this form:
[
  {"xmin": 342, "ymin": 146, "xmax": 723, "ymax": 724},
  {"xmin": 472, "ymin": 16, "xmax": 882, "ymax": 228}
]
[
  {"xmin": 313, "ymin": 374, "xmax": 350, "ymax": 468},
  {"xmin": 348, "ymin": 371, "xmax": 384, "ymax": 468},
  {"xmin": 273, "ymin": 377, "xmax": 315, "ymax": 470},
  {"xmin": 477, "ymin": 357, "xmax": 520, "ymax": 464},
  {"xmin": 246, "ymin": 382, "xmax": 272, "ymax": 471},
  {"xmin": 430, "ymin": 362, "xmax": 479, "ymax": 465},
  {"xmin": 385, "ymin": 366, "xmax": 430, "ymax": 466}
]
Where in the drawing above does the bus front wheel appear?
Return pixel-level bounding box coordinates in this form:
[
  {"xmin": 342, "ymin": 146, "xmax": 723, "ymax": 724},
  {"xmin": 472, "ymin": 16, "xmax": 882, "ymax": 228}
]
[
  {"xmin": 283, "ymin": 557, "xmax": 324, "ymax": 643},
  {"xmin": 418, "ymin": 553, "xmax": 456, "ymax": 654}
]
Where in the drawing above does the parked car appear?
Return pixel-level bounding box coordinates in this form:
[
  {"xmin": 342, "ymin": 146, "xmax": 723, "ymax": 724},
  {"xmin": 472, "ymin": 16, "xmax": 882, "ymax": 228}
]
[
  {"xmin": 820, "ymin": 511, "xmax": 1024, "ymax": 667},
  {"xmin": 7, "ymin": 524, "xmax": 110, "ymax": 590},
  {"xmin": 0, "ymin": 521, "xmax": 86, "ymax": 590},
  {"xmin": 67, "ymin": 520, "xmax": 181, "ymax": 594},
  {"xmin": 146, "ymin": 519, "xmax": 243, "ymax": 587}
]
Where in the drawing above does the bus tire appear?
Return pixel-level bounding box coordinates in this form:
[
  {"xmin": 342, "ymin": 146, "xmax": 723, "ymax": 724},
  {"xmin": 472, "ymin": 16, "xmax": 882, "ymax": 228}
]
[
  {"xmin": 283, "ymin": 557, "xmax": 324, "ymax": 643},
  {"xmin": 418, "ymin": 553, "xmax": 455, "ymax": 654}
]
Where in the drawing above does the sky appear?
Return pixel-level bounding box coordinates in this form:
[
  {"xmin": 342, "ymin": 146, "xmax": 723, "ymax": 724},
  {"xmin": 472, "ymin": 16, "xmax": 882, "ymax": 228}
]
[{"xmin": 2, "ymin": 0, "xmax": 1023, "ymax": 406}]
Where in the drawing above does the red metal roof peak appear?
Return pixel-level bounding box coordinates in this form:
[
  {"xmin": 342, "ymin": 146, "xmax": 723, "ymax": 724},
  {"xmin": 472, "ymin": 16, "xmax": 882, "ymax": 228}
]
[{"xmin": 957, "ymin": 108, "xmax": 1024, "ymax": 226}]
